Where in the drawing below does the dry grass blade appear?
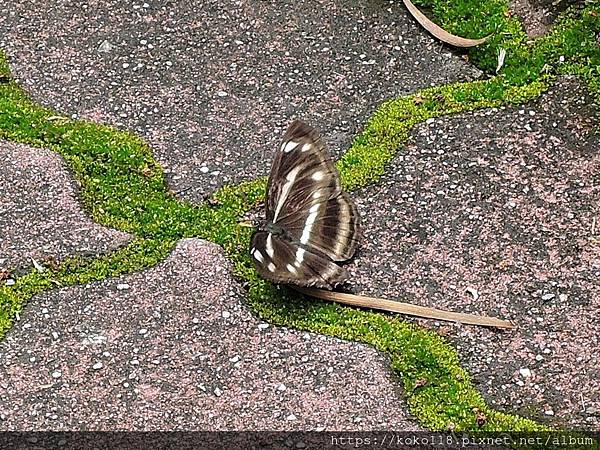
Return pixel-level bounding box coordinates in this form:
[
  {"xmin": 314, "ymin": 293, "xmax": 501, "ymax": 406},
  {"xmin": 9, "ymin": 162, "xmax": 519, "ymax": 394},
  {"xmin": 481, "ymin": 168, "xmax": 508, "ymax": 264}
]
[
  {"xmin": 294, "ymin": 286, "xmax": 515, "ymax": 329},
  {"xmin": 403, "ymin": 0, "xmax": 491, "ymax": 47}
]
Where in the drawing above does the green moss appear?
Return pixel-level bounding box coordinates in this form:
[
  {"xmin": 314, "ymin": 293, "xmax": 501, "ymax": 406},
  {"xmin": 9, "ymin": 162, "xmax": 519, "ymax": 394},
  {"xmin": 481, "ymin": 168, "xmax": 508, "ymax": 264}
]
[
  {"xmin": 0, "ymin": 238, "xmax": 175, "ymax": 334},
  {"xmin": 0, "ymin": 0, "xmax": 598, "ymax": 437},
  {"xmin": 339, "ymin": 78, "xmax": 547, "ymax": 191},
  {"xmin": 416, "ymin": 0, "xmax": 600, "ymax": 101}
]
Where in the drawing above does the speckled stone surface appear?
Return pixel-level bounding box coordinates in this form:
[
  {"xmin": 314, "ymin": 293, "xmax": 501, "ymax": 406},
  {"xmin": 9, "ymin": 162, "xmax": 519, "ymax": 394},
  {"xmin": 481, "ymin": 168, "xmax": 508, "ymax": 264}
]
[
  {"xmin": 508, "ymin": 0, "xmax": 582, "ymax": 37},
  {"xmin": 1, "ymin": 0, "xmax": 598, "ymax": 434},
  {"xmin": 0, "ymin": 238, "xmax": 419, "ymax": 431},
  {"xmin": 0, "ymin": 0, "xmax": 483, "ymax": 202},
  {"xmin": 349, "ymin": 78, "xmax": 600, "ymax": 429},
  {"xmin": 0, "ymin": 141, "xmax": 130, "ymax": 273}
]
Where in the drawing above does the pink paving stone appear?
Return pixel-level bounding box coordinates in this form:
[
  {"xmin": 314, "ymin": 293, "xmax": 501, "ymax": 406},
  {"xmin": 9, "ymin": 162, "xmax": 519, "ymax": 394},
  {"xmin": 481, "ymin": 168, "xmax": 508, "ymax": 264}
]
[
  {"xmin": 349, "ymin": 78, "xmax": 600, "ymax": 430},
  {"xmin": 0, "ymin": 141, "xmax": 130, "ymax": 272},
  {"xmin": 0, "ymin": 238, "xmax": 420, "ymax": 431},
  {"xmin": 0, "ymin": 0, "xmax": 483, "ymax": 202}
]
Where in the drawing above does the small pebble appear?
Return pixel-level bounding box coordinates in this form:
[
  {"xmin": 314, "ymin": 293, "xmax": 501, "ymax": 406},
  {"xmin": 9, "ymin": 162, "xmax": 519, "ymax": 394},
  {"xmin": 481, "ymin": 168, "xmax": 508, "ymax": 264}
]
[
  {"xmin": 92, "ymin": 362, "xmax": 103, "ymax": 370},
  {"xmin": 97, "ymin": 40, "xmax": 113, "ymax": 53},
  {"xmin": 519, "ymin": 368, "xmax": 532, "ymax": 378}
]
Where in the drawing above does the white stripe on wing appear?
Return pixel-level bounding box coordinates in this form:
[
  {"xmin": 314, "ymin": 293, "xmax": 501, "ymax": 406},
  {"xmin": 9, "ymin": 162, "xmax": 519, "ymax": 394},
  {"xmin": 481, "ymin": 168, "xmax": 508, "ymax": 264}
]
[
  {"xmin": 294, "ymin": 248, "xmax": 306, "ymax": 267},
  {"xmin": 300, "ymin": 203, "xmax": 320, "ymax": 245},
  {"xmin": 266, "ymin": 233, "xmax": 274, "ymax": 258},
  {"xmin": 282, "ymin": 140, "xmax": 299, "ymax": 153},
  {"xmin": 273, "ymin": 165, "xmax": 302, "ymax": 221},
  {"xmin": 333, "ymin": 198, "xmax": 350, "ymax": 257},
  {"xmin": 253, "ymin": 249, "xmax": 265, "ymax": 263}
]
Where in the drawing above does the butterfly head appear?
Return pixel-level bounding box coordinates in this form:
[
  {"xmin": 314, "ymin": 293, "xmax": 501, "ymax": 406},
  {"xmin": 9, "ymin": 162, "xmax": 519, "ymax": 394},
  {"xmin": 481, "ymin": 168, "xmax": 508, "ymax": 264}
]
[{"xmin": 255, "ymin": 219, "xmax": 287, "ymax": 237}]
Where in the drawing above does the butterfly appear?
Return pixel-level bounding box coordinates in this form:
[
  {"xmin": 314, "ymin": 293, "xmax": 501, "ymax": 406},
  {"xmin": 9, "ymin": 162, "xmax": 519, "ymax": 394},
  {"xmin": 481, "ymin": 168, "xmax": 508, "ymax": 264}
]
[{"xmin": 250, "ymin": 120, "xmax": 361, "ymax": 289}]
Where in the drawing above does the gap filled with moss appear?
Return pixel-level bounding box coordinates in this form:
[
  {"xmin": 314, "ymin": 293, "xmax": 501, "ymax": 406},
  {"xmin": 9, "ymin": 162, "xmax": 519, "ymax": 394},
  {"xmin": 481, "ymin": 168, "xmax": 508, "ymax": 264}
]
[{"xmin": 0, "ymin": 0, "xmax": 598, "ymax": 436}]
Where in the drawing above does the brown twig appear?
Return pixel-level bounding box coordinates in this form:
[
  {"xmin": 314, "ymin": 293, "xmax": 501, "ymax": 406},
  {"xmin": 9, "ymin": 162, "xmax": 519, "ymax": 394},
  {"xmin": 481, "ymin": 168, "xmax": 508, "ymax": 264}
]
[
  {"xmin": 293, "ymin": 286, "xmax": 515, "ymax": 329},
  {"xmin": 402, "ymin": 0, "xmax": 491, "ymax": 48}
]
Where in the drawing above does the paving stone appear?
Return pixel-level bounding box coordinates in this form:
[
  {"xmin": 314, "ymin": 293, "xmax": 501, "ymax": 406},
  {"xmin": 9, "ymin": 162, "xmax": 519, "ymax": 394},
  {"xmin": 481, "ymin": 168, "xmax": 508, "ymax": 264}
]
[
  {"xmin": 0, "ymin": 238, "xmax": 420, "ymax": 430},
  {"xmin": 350, "ymin": 78, "xmax": 600, "ymax": 430},
  {"xmin": 509, "ymin": 0, "xmax": 586, "ymax": 37},
  {"xmin": 0, "ymin": 141, "xmax": 130, "ymax": 273},
  {"xmin": 0, "ymin": 0, "xmax": 482, "ymax": 202}
]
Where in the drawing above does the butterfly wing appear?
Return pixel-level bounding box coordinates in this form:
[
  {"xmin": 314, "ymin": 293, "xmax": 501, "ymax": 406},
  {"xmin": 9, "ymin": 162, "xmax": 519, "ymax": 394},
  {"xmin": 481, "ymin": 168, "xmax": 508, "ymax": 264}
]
[
  {"xmin": 266, "ymin": 120, "xmax": 361, "ymax": 261},
  {"xmin": 250, "ymin": 231, "xmax": 347, "ymax": 289}
]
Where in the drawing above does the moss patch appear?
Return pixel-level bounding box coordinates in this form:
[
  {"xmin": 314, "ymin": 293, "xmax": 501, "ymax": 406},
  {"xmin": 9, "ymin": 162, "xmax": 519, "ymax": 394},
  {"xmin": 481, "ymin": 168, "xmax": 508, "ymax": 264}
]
[{"xmin": 0, "ymin": 0, "xmax": 598, "ymax": 435}]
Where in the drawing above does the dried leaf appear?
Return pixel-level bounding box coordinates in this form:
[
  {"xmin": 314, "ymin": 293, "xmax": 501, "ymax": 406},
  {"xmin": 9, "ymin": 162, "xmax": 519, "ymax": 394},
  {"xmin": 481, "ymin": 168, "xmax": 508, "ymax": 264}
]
[
  {"xmin": 403, "ymin": 0, "xmax": 491, "ymax": 47},
  {"xmin": 473, "ymin": 407, "xmax": 487, "ymax": 427},
  {"xmin": 31, "ymin": 257, "xmax": 45, "ymax": 273},
  {"xmin": 414, "ymin": 378, "xmax": 428, "ymax": 389},
  {"xmin": 0, "ymin": 269, "xmax": 9, "ymax": 282},
  {"xmin": 141, "ymin": 166, "xmax": 154, "ymax": 177},
  {"xmin": 44, "ymin": 256, "xmax": 60, "ymax": 271},
  {"xmin": 496, "ymin": 48, "xmax": 507, "ymax": 73}
]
